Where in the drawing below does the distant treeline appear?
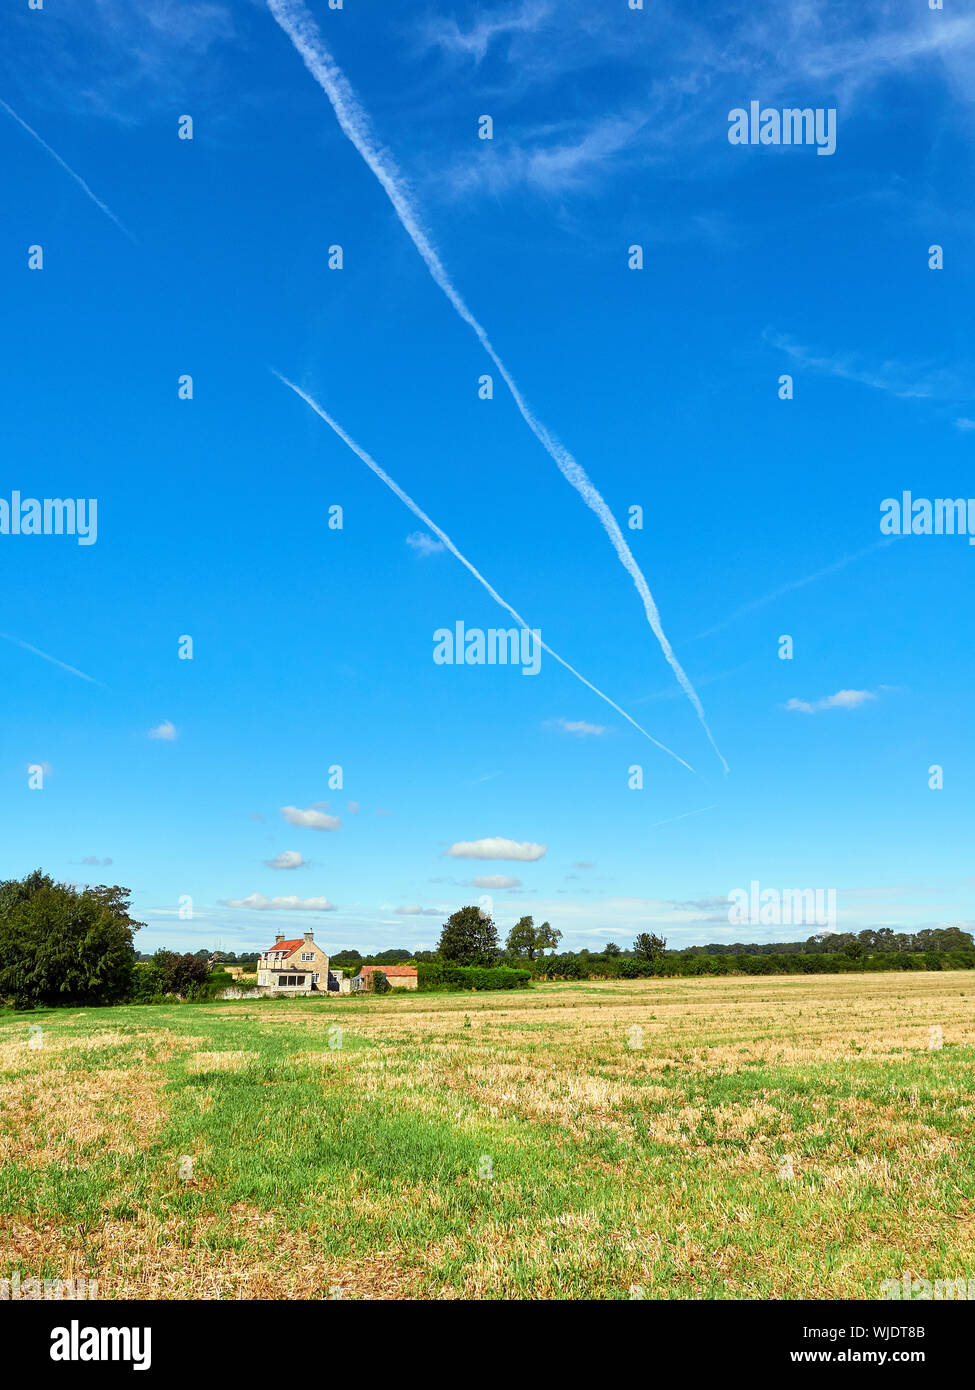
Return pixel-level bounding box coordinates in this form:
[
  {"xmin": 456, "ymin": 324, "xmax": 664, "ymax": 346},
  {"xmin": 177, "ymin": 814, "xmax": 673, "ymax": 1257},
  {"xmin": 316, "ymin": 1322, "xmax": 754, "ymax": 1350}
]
[
  {"xmin": 674, "ymin": 927, "xmax": 972, "ymax": 957},
  {"xmin": 8, "ymin": 873, "xmax": 972, "ymax": 1011},
  {"xmin": 523, "ymin": 948, "xmax": 975, "ymax": 980}
]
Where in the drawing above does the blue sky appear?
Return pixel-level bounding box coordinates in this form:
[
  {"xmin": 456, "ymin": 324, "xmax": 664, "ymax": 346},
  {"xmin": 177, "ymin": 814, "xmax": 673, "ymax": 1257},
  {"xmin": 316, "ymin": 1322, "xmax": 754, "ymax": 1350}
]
[{"xmin": 1, "ymin": 0, "xmax": 973, "ymax": 955}]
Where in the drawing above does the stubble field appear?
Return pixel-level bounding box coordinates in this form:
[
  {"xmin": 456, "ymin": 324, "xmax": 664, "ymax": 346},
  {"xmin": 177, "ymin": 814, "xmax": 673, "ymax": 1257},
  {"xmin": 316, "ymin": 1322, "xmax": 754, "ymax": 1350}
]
[{"xmin": 1, "ymin": 971, "xmax": 973, "ymax": 1299}]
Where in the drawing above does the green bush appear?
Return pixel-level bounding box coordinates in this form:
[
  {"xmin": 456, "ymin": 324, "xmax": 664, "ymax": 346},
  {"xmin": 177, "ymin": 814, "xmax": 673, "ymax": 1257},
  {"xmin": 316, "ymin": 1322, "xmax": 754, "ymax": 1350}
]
[{"xmin": 417, "ymin": 964, "xmax": 530, "ymax": 992}]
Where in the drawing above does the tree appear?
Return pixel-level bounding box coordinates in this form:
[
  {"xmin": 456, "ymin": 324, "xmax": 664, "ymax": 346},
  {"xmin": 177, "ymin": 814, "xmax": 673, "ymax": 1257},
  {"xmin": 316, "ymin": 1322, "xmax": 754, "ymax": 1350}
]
[
  {"xmin": 535, "ymin": 921, "xmax": 562, "ymax": 955},
  {"xmin": 0, "ymin": 871, "xmax": 142, "ymax": 1008},
  {"xmin": 153, "ymin": 950, "xmax": 210, "ymax": 996},
  {"xmin": 633, "ymin": 932, "xmax": 667, "ymax": 962},
  {"xmin": 604, "ymin": 942, "xmax": 622, "ymax": 956},
  {"xmin": 372, "ymin": 969, "xmax": 391, "ymax": 995},
  {"xmin": 506, "ymin": 915, "xmax": 539, "ymax": 959},
  {"xmin": 506, "ymin": 916, "xmax": 562, "ymax": 959},
  {"xmin": 438, "ymin": 905, "xmax": 501, "ymax": 966}
]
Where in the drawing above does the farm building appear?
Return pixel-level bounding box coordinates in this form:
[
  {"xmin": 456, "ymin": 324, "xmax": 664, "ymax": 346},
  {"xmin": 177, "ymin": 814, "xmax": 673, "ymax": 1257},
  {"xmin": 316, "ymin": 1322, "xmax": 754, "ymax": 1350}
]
[{"xmin": 352, "ymin": 965, "xmax": 418, "ymax": 992}]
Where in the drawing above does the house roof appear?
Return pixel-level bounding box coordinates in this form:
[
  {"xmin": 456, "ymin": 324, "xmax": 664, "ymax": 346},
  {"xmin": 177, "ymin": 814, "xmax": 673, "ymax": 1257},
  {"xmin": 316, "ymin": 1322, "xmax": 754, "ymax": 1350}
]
[
  {"xmin": 262, "ymin": 939, "xmax": 315, "ymax": 956},
  {"xmin": 359, "ymin": 964, "xmax": 417, "ymax": 977}
]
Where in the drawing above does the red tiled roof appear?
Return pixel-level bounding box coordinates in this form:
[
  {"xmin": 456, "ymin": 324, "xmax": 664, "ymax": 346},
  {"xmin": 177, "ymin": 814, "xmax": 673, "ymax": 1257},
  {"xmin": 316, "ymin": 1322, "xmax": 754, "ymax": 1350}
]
[
  {"xmin": 262, "ymin": 939, "xmax": 308, "ymax": 956},
  {"xmin": 359, "ymin": 965, "xmax": 416, "ymax": 977}
]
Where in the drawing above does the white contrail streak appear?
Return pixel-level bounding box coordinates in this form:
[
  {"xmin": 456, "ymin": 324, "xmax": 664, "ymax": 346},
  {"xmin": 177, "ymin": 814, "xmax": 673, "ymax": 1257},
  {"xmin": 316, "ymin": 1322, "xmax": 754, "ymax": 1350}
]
[
  {"xmin": 265, "ymin": 0, "xmax": 727, "ymax": 773},
  {"xmin": 0, "ymin": 97, "xmax": 135, "ymax": 241},
  {"xmin": 273, "ymin": 370, "xmax": 695, "ymax": 774},
  {"xmin": 650, "ymin": 804, "xmax": 716, "ymax": 829},
  {"xmin": 0, "ymin": 631, "xmax": 104, "ymax": 685},
  {"xmin": 685, "ymin": 538, "xmax": 896, "ymax": 643}
]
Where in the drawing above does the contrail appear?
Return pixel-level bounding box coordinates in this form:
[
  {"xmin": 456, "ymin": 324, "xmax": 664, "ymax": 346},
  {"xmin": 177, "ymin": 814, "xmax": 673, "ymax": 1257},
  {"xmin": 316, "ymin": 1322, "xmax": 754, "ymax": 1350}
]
[
  {"xmin": 265, "ymin": 0, "xmax": 727, "ymax": 773},
  {"xmin": 650, "ymin": 804, "xmax": 716, "ymax": 829},
  {"xmin": 0, "ymin": 97, "xmax": 135, "ymax": 241},
  {"xmin": 273, "ymin": 369, "xmax": 695, "ymax": 774},
  {"xmin": 0, "ymin": 631, "xmax": 104, "ymax": 685},
  {"xmin": 685, "ymin": 538, "xmax": 896, "ymax": 643}
]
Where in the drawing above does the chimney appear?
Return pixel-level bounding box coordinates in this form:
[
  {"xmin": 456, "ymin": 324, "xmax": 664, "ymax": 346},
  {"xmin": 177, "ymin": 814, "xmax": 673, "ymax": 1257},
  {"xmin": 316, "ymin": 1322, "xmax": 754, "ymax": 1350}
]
[
  {"xmin": 275, "ymin": 932, "xmax": 284, "ymax": 944},
  {"xmin": 304, "ymin": 930, "xmax": 314, "ymax": 943}
]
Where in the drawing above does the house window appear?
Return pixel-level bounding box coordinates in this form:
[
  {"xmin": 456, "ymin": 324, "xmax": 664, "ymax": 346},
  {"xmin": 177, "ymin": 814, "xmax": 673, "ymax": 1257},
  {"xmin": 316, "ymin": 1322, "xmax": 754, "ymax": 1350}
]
[{"xmin": 301, "ymin": 952, "xmax": 313, "ymax": 961}]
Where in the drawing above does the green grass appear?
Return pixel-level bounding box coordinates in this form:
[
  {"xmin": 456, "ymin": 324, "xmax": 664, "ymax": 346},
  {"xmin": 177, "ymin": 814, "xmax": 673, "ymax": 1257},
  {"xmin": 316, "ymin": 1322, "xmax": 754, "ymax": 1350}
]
[{"xmin": 1, "ymin": 972, "xmax": 974, "ymax": 1298}]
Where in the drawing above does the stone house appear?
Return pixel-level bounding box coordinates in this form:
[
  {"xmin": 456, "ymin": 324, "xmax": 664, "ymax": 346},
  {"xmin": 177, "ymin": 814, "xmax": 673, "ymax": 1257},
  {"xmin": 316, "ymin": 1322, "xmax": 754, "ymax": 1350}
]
[{"xmin": 256, "ymin": 931, "xmax": 330, "ymax": 996}]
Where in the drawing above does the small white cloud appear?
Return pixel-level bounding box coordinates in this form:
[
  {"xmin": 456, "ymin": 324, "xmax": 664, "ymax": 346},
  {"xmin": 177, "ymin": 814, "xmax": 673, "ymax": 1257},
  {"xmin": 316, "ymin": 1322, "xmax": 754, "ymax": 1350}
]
[
  {"xmin": 956, "ymin": 417, "xmax": 975, "ymax": 431},
  {"xmin": 472, "ymin": 874, "xmax": 521, "ymax": 890},
  {"xmin": 548, "ymin": 718, "xmax": 608, "ymax": 736},
  {"xmin": 446, "ymin": 837, "xmax": 546, "ymax": 862},
  {"xmin": 148, "ymin": 720, "xmax": 177, "ymax": 741},
  {"xmin": 786, "ymin": 689, "xmax": 877, "ymax": 714},
  {"xmin": 406, "ymin": 530, "xmax": 445, "ymax": 556},
  {"xmin": 265, "ymin": 851, "xmax": 307, "ymax": 871},
  {"xmin": 347, "ymin": 800, "xmax": 360, "ymax": 814},
  {"xmin": 224, "ymin": 893, "xmax": 336, "ymax": 912},
  {"xmin": 394, "ymin": 905, "xmax": 443, "ymax": 916},
  {"xmin": 80, "ymin": 855, "xmax": 113, "ymax": 867},
  {"xmin": 280, "ymin": 805, "xmax": 341, "ymax": 831}
]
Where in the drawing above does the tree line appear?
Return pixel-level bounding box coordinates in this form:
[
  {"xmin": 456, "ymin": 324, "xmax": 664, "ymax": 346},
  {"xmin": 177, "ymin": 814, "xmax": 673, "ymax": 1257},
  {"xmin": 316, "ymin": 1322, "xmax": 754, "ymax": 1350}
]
[{"xmin": 2, "ymin": 874, "xmax": 973, "ymax": 1008}]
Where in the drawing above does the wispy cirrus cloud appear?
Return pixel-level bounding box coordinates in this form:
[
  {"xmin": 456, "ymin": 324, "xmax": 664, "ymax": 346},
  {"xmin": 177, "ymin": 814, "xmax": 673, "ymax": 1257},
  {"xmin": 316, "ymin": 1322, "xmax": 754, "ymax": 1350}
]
[
  {"xmin": 764, "ymin": 329, "xmax": 964, "ymax": 403},
  {"xmin": 8, "ymin": 0, "xmax": 235, "ymax": 121},
  {"xmin": 419, "ymin": 0, "xmax": 553, "ymax": 65},
  {"xmin": 417, "ymin": 2, "xmax": 975, "ymax": 196},
  {"xmin": 546, "ymin": 717, "xmax": 608, "ymax": 737},
  {"xmin": 444, "ymin": 113, "xmax": 647, "ymax": 197}
]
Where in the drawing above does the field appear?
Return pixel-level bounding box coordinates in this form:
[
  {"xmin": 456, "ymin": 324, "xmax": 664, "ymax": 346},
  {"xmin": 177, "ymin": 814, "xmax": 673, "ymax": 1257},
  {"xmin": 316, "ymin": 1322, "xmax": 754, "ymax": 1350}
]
[{"xmin": 1, "ymin": 971, "xmax": 974, "ymax": 1300}]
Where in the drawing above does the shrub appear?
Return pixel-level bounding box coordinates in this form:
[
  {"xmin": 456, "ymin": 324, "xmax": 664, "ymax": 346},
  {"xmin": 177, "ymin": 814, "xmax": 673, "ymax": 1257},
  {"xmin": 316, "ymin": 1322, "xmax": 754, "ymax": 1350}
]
[{"xmin": 417, "ymin": 964, "xmax": 530, "ymax": 992}]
